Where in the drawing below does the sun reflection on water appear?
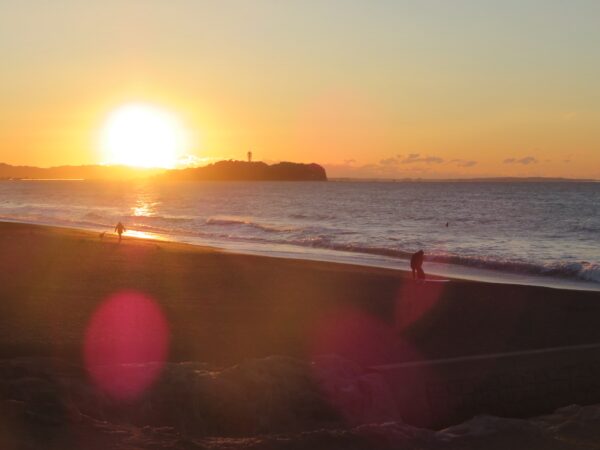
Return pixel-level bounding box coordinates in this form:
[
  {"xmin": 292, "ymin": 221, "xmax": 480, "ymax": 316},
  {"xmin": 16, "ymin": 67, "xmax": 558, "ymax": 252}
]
[
  {"xmin": 124, "ymin": 196, "xmax": 168, "ymax": 241},
  {"xmin": 132, "ymin": 200, "xmax": 157, "ymax": 217},
  {"xmin": 126, "ymin": 229, "xmax": 164, "ymax": 240}
]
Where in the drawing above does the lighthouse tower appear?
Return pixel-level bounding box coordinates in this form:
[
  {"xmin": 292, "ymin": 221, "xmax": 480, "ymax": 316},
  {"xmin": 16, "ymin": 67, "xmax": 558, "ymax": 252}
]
[{"xmin": 247, "ymin": 151, "xmax": 252, "ymax": 163}]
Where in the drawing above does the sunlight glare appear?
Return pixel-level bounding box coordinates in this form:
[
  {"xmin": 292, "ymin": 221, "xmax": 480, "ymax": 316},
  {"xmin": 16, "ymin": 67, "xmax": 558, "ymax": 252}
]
[{"xmin": 100, "ymin": 103, "xmax": 187, "ymax": 168}]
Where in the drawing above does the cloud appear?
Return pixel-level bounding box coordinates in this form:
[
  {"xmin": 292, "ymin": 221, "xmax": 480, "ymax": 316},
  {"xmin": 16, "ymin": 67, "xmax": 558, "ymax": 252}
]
[
  {"xmin": 518, "ymin": 156, "xmax": 538, "ymax": 165},
  {"xmin": 176, "ymin": 154, "xmax": 203, "ymax": 167},
  {"xmin": 324, "ymin": 152, "xmax": 478, "ymax": 178},
  {"xmin": 379, "ymin": 157, "xmax": 399, "ymax": 166},
  {"xmin": 323, "ymin": 159, "xmax": 436, "ymax": 178},
  {"xmin": 503, "ymin": 156, "xmax": 538, "ymax": 165},
  {"xmin": 450, "ymin": 159, "xmax": 478, "ymax": 167},
  {"xmin": 400, "ymin": 153, "xmax": 444, "ymax": 164}
]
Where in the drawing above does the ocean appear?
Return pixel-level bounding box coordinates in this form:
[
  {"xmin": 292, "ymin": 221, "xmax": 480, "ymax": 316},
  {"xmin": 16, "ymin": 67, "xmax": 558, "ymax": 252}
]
[{"xmin": 1, "ymin": 179, "xmax": 599, "ymax": 289}]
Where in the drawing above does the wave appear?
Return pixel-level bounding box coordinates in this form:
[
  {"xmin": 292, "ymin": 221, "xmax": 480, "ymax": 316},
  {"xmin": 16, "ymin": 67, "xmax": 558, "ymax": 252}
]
[
  {"xmin": 125, "ymin": 214, "xmax": 196, "ymax": 225},
  {"xmin": 289, "ymin": 213, "xmax": 336, "ymax": 220},
  {"xmin": 242, "ymin": 238, "xmax": 600, "ymax": 284},
  {"xmin": 427, "ymin": 254, "xmax": 600, "ymax": 283},
  {"xmin": 81, "ymin": 211, "xmax": 105, "ymax": 221},
  {"xmin": 206, "ymin": 216, "xmax": 301, "ymax": 233},
  {"xmin": 1, "ymin": 209, "xmax": 598, "ymax": 285},
  {"xmin": 0, "ymin": 213, "xmax": 114, "ymax": 231},
  {"xmin": 189, "ymin": 233, "xmax": 600, "ymax": 284},
  {"xmin": 546, "ymin": 261, "xmax": 600, "ymax": 283},
  {"xmin": 82, "ymin": 211, "xmax": 197, "ymax": 225},
  {"xmin": 205, "ymin": 217, "xmax": 249, "ymax": 226},
  {"xmin": 573, "ymin": 224, "xmax": 600, "ymax": 233},
  {"xmin": 8, "ymin": 211, "xmax": 197, "ymax": 231}
]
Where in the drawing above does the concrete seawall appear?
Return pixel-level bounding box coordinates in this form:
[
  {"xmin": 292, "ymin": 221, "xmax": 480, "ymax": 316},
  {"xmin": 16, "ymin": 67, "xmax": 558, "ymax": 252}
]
[{"xmin": 371, "ymin": 342, "xmax": 600, "ymax": 428}]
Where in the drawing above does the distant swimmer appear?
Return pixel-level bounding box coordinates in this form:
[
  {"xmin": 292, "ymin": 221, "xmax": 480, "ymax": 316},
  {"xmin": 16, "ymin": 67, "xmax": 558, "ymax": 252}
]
[
  {"xmin": 114, "ymin": 222, "xmax": 126, "ymax": 243},
  {"xmin": 410, "ymin": 250, "xmax": 425, "ymax": 280}
]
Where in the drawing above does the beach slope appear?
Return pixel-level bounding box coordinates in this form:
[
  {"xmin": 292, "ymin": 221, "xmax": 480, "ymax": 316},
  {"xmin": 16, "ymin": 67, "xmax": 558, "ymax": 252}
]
[
  {"xmin": 2, "ymin": 222, "xmax": 600, "ymax": 448},
  {"xmin": 1, "ymin": 221, "xmax": 599, "ymax": 365}
]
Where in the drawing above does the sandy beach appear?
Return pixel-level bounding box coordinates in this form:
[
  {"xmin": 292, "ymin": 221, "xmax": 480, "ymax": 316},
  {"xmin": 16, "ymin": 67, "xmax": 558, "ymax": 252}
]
[
  {"xmin": 2, "ymin": 221, "xmax": 600, "ymax": 449},
  {"xmin": 2, "ymin": 221, "xmax": 599, "ymax": 365}
]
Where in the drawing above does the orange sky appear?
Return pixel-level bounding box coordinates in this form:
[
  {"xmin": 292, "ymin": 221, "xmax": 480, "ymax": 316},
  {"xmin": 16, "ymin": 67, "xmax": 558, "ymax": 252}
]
[{"xmin": 1, "ymin": 1, "xmax": 599, "ymax": 179}]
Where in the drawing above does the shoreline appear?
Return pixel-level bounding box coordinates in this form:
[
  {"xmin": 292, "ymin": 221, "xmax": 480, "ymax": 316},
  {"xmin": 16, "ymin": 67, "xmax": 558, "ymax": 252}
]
[
  {"xmin": 2, "ymin": 217, "xmax": 598, "ymax": 292},
  {"xmin": 2, "ymin": 220, "xmax": 600, "ymax": 365},
  {"xmin": 2, "ymin": 220, "xmax": 600, "ymax": 439}
]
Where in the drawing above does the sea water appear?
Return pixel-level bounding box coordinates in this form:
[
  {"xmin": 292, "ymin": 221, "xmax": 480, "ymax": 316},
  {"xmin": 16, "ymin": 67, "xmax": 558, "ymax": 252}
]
[{"xmin": 1, "ymin": 179, "xmax": 598, "ymax": 289}]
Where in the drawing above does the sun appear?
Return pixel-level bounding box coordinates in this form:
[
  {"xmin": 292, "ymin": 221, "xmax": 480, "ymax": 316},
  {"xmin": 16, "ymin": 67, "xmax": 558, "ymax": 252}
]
[{"xmin": 100, "ymin": 103, "xmax": 187, "ymax": 168}]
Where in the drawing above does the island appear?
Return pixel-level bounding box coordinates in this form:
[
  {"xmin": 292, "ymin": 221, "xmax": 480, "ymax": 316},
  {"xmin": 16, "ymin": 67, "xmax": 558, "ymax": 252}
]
[
  {"xmin": 0, "ymin": 163, "xmax": 162, "ymax": 180},
  {"xmin": 159, "ymin": 160, "xmax": 328, "ymax": 181},
  {"xmin": 0, "ymin": 160, "xmax": 327, "ymax": 181}
]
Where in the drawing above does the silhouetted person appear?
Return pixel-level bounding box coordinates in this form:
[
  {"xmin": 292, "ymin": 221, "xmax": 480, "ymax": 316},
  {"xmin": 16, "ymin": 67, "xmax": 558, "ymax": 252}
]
[
  {"xmin": 446, "ymin": 222, "xmax": 449, "ymax": 227},
  {"xmin": 114, "ymin": 222, "xmax": 126, "ymax": 243},
  {"xmin": 410, "ymin": 250, "xmax": 425, "ymax": 280}
]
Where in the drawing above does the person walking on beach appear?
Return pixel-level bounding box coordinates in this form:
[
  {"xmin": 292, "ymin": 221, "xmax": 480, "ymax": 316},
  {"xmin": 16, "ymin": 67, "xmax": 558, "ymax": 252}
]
[
  {"xmin": 114, "ymin": 221, "xmax": 126, "ymax": 243},
  {"xmin": 410, "ymin": 250, "xmax": 425, "ymax": 280}
]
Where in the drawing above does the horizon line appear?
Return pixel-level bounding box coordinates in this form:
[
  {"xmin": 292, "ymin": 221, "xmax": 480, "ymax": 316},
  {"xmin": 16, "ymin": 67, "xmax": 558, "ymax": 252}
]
[{"xmin": 0, "ymin": 161, "xmax": 597, "ymax": 182}]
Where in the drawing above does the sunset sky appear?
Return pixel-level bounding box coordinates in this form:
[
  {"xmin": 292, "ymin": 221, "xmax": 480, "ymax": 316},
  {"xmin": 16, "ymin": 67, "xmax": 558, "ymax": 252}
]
[{"xmin": 1, "ymin": 0, "xmax": 599, "ymax": 179}]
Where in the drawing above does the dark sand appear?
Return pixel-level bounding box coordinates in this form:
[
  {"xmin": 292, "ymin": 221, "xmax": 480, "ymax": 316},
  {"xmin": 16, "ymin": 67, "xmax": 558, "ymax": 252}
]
[
  {"xmin": 2, "ymin": 221, "xmax": 600, "ymax": 449},
  {"xmin": 1, "ymin": 221, "xmax": 599, "ymax": 366}
]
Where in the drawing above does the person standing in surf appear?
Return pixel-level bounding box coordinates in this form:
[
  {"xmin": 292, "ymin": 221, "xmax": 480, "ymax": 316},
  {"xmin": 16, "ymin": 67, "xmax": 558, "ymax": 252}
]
[
  {"xmin": 410, "ymin": 250, "xmax": 425, "ymax": 280},
  {"xmin": 114, "ymin": 221, "xmax": 126, "ymax": 243}
]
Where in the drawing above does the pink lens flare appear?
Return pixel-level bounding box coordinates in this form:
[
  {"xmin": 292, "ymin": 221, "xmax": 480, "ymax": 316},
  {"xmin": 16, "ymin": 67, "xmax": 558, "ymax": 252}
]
[
  {"xmin": 394, "ymin": 280, "xmax": 447, "ymax": 332},
  {"xmin": 310, "ymin": 308, "xmax": 428, "ymax": 425},
  {"xmin": 311, "ymin": 309, "xmax": 402, "ymax": 366},
  {"xmin": 83, "ymin": 291, "xmax": 170, "ymax": 401}
]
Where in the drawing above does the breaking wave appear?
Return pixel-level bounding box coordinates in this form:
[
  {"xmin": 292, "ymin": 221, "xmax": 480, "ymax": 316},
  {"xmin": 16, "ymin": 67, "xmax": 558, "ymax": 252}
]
[
  {"xmin": 1, "ymin": 180, "xmax": 599, "ymax": 287},
  {"xmin": 426, "ymin": 255, "xmax": 600, "ymax": 284},
  {"xmin": 206, "ymin": 216, "xmax": 301, "ymax": 233},
  {"xmin": 196, "ymin": 235, "xmax": 600, "ymax": 284},
  {"xmin": 4, "ymin": 209, "xmax": 599, "ymax": 285}
]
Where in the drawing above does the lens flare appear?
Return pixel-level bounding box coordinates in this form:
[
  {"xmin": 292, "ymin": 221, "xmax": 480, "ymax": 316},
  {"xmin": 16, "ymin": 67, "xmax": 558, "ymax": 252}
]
[
  {"xmin": 309, "ymin": 308, "xmax": 426, "ymax": 425},
  {"xmin": 83, "ymin": 291, "xmax": 170, "ymax": 401},
  {"xmin": 394, "ymin": 280, "xmax": 447, "ymax": 332}
]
